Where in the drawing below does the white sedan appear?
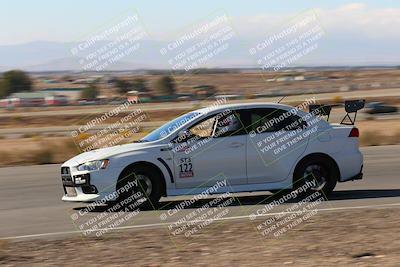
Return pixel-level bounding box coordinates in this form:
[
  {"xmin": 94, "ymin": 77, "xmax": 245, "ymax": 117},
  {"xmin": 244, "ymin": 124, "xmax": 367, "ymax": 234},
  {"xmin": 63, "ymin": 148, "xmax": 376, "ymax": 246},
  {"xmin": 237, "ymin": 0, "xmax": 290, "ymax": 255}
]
[{"xmin": 60, "ymin": 102, "xmax": 363, "ymax": 206}]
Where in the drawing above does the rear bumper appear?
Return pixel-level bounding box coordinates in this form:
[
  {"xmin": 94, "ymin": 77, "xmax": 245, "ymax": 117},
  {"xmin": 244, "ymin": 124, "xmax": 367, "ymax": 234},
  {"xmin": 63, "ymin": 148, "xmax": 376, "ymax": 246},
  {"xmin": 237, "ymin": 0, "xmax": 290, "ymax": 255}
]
[
  {"xmin": 340, "ymin": 165, "xmax": 363, "ymax": 183},
  {"xmin": 348, "ymin": 171, "xmax": 363, "ymax": 181},
  {"xmin": 333, "ymin": 147, "xmax": 363, "ymax": 182}
]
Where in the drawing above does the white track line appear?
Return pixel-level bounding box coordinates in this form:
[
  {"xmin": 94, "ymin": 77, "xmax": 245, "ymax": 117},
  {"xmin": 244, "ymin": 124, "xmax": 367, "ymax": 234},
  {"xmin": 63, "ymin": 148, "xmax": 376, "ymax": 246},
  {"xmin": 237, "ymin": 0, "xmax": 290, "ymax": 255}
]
[{"xmin": 2, "ymin": 202, "xmax": 400, "ymax": 240}]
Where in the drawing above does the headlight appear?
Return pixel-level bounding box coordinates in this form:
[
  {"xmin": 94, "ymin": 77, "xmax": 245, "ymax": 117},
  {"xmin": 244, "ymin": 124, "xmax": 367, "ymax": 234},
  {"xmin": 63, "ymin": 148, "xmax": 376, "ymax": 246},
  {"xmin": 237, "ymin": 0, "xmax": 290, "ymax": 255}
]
[{"xmin": 77, "ymin": 159, "xmax": 109, "ymax": 171}]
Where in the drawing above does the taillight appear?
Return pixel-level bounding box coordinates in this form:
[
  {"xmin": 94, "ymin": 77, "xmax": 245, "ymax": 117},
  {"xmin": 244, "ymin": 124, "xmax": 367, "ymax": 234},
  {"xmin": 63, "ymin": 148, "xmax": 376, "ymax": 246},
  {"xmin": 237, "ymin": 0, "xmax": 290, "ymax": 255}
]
[{"xmin": 349, "ymin": 127, "xmax": 359, "ymax": 137}]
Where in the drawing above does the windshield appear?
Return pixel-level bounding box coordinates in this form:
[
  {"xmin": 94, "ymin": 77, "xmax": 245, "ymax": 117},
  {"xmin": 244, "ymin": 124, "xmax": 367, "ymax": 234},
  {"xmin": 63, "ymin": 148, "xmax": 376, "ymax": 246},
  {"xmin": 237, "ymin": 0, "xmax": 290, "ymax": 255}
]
[{"xmin": 140, "ymin": 112, "xmax": 201, "ymax": 142}]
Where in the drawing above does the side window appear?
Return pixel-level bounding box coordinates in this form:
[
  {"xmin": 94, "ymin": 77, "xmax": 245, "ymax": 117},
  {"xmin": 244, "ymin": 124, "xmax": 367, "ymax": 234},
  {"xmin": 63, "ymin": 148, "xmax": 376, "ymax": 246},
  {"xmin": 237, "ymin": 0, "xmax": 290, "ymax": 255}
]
[
  {"xmin": 275, "ymin": 110, "xmax": 307, "ymax": 131},
  {"xmin": 214, "ymin": 112, "xmax": 244, "ymax": 137},
  {"xmin": 249, "ymin": 109, "xmax": 275, "ymax": 133},
  {"xmin": 247, "ymin": 108, "xmax": 307, "ymax": 133},
  {"xmin": 189, "ymin": 116, "xmax": 216, "ymax": 138},
  {"xmin": 187, "ymin": 110, "xmax": 245, "ymax": 139}
]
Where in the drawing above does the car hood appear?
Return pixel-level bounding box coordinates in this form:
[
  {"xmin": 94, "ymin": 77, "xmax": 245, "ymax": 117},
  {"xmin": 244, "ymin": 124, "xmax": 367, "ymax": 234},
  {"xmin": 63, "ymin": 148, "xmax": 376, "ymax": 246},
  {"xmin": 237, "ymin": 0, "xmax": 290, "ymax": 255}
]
[{"xmin": 63, "ymin": 142, "xmax": 164, "ymax": 166}]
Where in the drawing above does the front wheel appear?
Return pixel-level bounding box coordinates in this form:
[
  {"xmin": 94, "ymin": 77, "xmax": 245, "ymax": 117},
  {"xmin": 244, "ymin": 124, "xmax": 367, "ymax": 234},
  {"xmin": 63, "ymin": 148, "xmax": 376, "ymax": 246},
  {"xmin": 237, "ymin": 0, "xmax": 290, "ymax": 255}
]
[{"xmin": 116, "ymin": 165, "xmax": 163, "ymax": 210}]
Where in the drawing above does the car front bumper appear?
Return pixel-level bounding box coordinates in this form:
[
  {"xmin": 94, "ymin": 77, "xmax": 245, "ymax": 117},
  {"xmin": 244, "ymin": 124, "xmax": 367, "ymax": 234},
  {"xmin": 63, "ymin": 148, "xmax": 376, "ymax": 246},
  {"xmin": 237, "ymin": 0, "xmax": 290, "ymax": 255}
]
[
  {"xmin": 60, "ymin": 165, "xmax": 118, "ymax": 203},
  {"xmin": 62, "ymin": 186, "xmax": 101, "ymax": 202}
]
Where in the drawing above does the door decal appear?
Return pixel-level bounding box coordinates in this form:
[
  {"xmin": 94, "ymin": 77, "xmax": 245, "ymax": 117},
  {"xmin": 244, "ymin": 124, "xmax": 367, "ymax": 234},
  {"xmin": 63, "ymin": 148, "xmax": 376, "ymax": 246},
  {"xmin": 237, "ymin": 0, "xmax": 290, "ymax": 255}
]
[{"xmin": 179, "ymin": 157, "xmax": 194, "ymax": 178}]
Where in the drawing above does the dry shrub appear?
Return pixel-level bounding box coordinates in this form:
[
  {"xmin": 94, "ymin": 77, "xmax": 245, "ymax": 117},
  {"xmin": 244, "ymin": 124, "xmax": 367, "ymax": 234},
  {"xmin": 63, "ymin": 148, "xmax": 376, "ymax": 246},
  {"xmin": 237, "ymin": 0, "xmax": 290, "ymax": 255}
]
[
  {"xmin": 245, "ymin": 93, "xmax": 256, "ymax": 99},
  {"xmin": 0, "ymin": 240, "xmax": 8, "ymax": 250},
  {"xmin": 64, "ymin": 139, "xmax": 79, "ymax": 154},
  {"xmin": 12, "ymin": 115, "xmax": 23, "ymax": 122},
  {"xmin": 30, "ymin": 147, "xmax": 54, "ymax": 164},
  {"xmin": 22, "ymin": 133, "xmax": 37, "ymax": 138},
  {"xmin": 360, "ymin": 131, "xmax": 385, "ymax": 146},
  {"xmin": 32, "ymin": 135, "xmax": 43, "ymax": 142},
  {"xmin": 365, "ymin": 115, "xmax": 375, "ymax": 121},
  {"xmin": 388, "ymin": 130, "xmax": 400, "ymax": 145},
  {"xmin": 332, "ymin": 95, "xmax": 343, "ymax": 104},
  {"xmin": 9, "ymin": 139, "xmax": 79, "ymax": 166},
  {"xmin": 0, "ymin": 151, "xmax": 15, "ymax": 167},
  {"xmin": 77, "ymin": 132, "xmax": 91, "ymax": 141},
  {"xmin": 44, "ymin": 139, "xmax": 80, "ymax": 163},
  {"xmin": 0, "ymin": 239, "xmax": 8, "ymax": 260}
]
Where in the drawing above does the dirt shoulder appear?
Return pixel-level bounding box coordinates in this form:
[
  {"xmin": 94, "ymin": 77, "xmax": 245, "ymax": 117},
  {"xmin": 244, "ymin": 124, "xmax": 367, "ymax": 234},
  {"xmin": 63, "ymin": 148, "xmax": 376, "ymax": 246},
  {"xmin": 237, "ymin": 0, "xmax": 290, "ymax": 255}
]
[
  {"xmin": 1, "ymin": 207, "xmax": 399, "ymax": 266},
  {"xmin": 1, "ymin": 117, "xmax": 399, "ymax": 167}
]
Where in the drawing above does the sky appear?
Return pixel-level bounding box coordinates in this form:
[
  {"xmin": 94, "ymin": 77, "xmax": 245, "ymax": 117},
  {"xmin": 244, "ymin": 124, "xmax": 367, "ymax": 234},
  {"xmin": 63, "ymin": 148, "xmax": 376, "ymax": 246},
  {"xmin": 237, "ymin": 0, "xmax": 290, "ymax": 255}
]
[
  {"xmin": 1, "ymin": 0, "xmax": 399, "ymax": 45},
  {"xmin": 1, "ymin": 0, "xmax": 400, "ymax": 68}
]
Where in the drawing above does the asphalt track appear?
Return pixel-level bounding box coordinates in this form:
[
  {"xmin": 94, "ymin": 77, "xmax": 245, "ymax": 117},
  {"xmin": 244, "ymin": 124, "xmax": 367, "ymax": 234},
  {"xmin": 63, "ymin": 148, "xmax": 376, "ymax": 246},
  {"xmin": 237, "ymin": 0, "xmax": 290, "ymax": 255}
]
[{"xmin": 0, "ymin": 145, "xmax": 399, "ymax": 240}]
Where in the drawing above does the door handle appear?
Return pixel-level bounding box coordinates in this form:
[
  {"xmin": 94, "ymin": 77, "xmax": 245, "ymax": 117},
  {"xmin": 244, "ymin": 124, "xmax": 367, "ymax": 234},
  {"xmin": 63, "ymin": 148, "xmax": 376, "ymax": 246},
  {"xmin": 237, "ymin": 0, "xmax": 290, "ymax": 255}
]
[{"xmin": 229, "ymin": 142, "xmax": 244, "ymax": 148}]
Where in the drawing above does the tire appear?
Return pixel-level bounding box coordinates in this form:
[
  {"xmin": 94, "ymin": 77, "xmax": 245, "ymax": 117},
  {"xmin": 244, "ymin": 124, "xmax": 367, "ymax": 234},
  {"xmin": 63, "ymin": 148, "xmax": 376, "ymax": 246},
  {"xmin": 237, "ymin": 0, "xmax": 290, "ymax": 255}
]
[
  {"xmin": 116, "ymin": 165, "xmax": 163, "ymax": 210},
  {"xmin": 293, "ymin": 156, "xmax": 338, "ymax": 196}
]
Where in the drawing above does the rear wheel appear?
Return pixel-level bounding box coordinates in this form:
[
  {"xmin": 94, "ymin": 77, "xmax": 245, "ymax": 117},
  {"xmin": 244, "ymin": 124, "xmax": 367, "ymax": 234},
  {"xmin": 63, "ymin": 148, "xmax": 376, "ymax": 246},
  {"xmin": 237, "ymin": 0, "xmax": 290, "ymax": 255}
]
[
  {"xmin": 116, "ymin": 165, "xmax": 163, "ymax": 210},
  {"xmin": 294, "ymin": 157, "xmax": 338, "ymax": 196}
]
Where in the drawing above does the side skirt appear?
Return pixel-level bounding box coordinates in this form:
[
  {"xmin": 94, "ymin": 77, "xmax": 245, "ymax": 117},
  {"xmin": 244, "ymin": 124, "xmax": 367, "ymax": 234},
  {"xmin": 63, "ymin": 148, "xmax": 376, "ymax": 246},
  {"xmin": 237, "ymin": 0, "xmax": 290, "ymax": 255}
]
[{"xmin": 166, "ymin": 178, "xmax": 292, "ymax": 197}]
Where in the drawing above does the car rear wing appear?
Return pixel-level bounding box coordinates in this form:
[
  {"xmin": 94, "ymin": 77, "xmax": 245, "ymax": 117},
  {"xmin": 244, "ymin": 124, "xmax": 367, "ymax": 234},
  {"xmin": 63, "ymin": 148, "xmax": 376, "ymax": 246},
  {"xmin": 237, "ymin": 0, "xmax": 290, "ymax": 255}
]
[
  {"xmin": 308, "ymin": 99, "xmax": 365, "ymax": 125},
  {"xmin": 340, "ymin": 99, "xmax": 365, "ymax": 125},
  {"xmin": 309, "ymin": 104, "xmax": 332, "ymax": 121}
]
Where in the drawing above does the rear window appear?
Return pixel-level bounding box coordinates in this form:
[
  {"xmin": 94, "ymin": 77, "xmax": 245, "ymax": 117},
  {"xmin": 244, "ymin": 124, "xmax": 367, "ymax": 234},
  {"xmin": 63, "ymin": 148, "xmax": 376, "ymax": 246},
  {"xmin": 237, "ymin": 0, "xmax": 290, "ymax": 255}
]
[{"xmin": 246, "ymin": 108, "xmax": 306, "ymax": 133}]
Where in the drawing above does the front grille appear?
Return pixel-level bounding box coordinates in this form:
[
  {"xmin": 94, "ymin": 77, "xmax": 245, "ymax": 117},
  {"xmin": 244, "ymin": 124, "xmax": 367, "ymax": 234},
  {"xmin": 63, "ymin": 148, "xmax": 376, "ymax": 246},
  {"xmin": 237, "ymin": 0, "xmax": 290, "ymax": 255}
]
[
  {"xmin": 62, "ymin": 175, "xmax": 73, "ymax": 185},
  {"xmin": 61, "ymin": 166, "xmax": 95, "ymax": 196},
  {"xmin": 61, "ymin": 167, "xmax": 70, "ymax": 175},
  {"xmin": 61, "ymin": 167, "xmax": 73, "ymax": 186}
]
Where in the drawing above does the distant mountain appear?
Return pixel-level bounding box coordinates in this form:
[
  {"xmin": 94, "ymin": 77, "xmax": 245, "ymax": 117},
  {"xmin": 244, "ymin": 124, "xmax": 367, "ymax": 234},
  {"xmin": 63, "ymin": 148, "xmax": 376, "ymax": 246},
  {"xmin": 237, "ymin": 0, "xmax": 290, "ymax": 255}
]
[
  {"xmin": 0, "ymin": 41, "xmax": 161, "ymax": 71},
  {"xmin": 0, "ymin": 40, "xmax": 253, "ymax": 71},
  {"xmin": 24, "ymin": 57, "xmax": 153, "ymax": 72},
  {"xmin": 0, "ymin": 41, "xmax": 71, "ymax": 70}
]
